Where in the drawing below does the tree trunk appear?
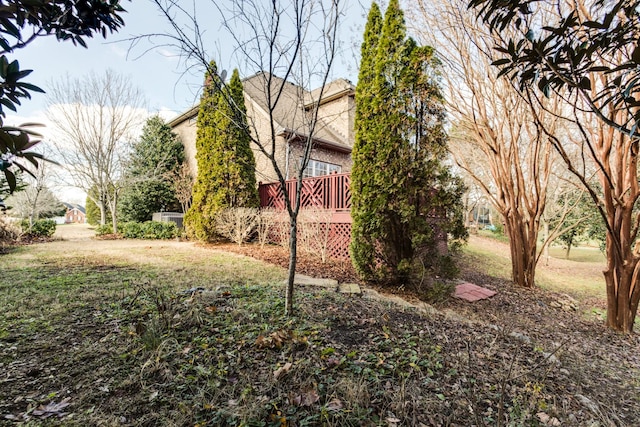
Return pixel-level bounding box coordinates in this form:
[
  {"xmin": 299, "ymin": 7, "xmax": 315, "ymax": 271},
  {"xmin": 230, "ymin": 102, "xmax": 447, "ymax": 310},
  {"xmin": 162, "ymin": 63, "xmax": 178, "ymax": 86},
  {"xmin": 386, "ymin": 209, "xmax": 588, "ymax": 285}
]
[
  {"xmin": 506, "ymin": 215, "xmax": 537, "ymax": 288},
  {"xmin": 604, "ymin": 234, "xmax": 640, "ymax": 332},
  {"xmin": 565, "ymin": 243, "xmax": 571, "ymax": 260},
  {"xmin": 99, "ymin": 204, "xmax": 106, "ymax": 225},
  {"xmin": 542, "ymin": 220, "xmax": 550, "ymax": 266},
  {"xmin": 29, "ymin": 188, "xmax": 40, "ymax": 228},
  {"xmin": 111, "ymin": 203, "xmax": 118, "ymax": 234},
  {"xmin": 285, "ymin": 215, "xmax": 298, "ymax": 316}
]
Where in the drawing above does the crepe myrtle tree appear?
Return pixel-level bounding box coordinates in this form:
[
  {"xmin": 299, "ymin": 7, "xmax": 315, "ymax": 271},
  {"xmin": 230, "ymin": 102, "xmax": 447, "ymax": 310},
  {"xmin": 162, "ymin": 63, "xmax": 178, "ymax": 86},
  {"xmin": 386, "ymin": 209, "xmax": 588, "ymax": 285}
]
[{"xmin": 469, "ymin": 0, "xmax": 640, "ymax": 331}]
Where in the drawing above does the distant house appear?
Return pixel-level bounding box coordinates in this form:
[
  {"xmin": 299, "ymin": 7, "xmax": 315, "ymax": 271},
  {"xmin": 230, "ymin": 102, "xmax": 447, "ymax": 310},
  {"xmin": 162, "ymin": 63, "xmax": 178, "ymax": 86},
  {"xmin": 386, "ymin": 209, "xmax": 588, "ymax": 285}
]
[
  {"xmin": 169, "ymin": 72, "xmax": 355, "ymax": 184},
  {"xmin": 63, "ymin": 203, "xmax": 86, "ymax": 224}
]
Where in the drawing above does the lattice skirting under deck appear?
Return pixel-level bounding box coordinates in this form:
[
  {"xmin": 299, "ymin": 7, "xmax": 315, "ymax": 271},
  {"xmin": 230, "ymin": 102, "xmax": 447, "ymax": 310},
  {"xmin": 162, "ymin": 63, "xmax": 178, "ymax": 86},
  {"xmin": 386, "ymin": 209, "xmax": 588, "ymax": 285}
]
[{"xmin": 267, "ymin": 215, "xmax": 352, "ymax": 261}]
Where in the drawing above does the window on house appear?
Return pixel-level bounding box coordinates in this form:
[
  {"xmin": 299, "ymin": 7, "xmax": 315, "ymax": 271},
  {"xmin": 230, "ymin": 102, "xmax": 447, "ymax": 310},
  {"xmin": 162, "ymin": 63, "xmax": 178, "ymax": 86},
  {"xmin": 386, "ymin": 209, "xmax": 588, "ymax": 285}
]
[{"xmin": 301, "ymin": 159, "xmax": 341, "ymax": 178}]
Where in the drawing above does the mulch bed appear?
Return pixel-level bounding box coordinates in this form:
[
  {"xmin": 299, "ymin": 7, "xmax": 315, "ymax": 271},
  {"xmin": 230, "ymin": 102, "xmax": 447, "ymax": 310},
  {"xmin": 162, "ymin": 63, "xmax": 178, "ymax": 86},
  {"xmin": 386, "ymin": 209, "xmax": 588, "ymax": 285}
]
[{"xmin": 207, "ymin": 242, "xmax": 361, "ymax": 284}]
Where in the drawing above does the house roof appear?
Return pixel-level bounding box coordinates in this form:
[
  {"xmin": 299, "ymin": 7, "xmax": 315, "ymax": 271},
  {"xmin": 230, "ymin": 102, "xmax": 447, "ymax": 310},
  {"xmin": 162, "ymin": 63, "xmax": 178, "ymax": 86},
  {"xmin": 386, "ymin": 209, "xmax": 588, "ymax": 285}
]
[
  {"xmin": 167, "ymin": 106, "xmax": 198, "ymax": 128},
  {"xmin": 304, "ymin": 78, "xmax": 355, "ymax": 108},
  {"xmin": 63, "ymin": 202, "xmax": 86, "ymax": 214},
  {"xmin": 243, "ymin": 72, "xmax": 351, "ymax": 150},
  {"xmin": 169, "ymin": 72, "xmax": 353, "ymax": 152}
]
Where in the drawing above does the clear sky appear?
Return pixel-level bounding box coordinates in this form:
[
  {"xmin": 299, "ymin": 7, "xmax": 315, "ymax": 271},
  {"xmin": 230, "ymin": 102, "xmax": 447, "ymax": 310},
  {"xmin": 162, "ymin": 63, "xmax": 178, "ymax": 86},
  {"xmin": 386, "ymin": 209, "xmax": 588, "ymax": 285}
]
[{"xmin": 4, "ymin": 0, "xmax": 367, "ymax": 204}]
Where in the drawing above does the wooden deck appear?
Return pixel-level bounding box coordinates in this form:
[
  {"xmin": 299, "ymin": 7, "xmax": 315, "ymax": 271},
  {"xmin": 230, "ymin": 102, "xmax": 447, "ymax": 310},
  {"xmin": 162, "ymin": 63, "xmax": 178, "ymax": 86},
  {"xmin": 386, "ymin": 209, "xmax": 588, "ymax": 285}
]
[{"xmin": 258, "ymin": 173, "xmax": 352, "ymax": 259}]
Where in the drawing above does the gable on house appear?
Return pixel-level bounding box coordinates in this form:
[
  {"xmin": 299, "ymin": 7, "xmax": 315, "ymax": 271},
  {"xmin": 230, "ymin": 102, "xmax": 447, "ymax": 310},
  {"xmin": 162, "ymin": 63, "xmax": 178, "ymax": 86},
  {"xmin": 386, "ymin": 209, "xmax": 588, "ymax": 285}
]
[
  {"xmin": 169, "ymin": 72, "xmax": 355, "ymax": 184},
  {"xmin": 63, "ymin": 203, "xmax": 86, "ymax": 224}
]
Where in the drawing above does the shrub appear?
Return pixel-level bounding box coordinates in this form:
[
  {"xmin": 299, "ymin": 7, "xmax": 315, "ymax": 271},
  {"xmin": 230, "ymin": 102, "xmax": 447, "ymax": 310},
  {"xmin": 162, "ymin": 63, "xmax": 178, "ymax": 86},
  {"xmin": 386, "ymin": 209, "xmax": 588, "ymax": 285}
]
[
  {"xmin": 20, "ymin": 219, "xmax": 56, "ymax": 238},
  {"xmin": 0, "ymin": 216, "xmax": 20, "ymax": 244},
  {"xmin": 122, "ymin": 221, "xmax": 144, "ymax": 239},
  {"xmin": 298, "ymin": 208, "xmax": 333, "ymax": 263},
  {"xmin": 491, "ymin": 223, "xmax": 504, "ymax": 236},
  {"xmin": 422, "ymin": 281, "xmax": 455, "ymax": 305},
  {"xmin": 141, "ymin": 221, "xmax": 178, "ymax": 239},
  {"xmin": 95, "ymin": 224, "xmax": 115, "ymax": 236},
  {"xmin": 256, "ymin": 208, "xmax": 278, "ymax": 248},
  {"xmin": 216, "ymin": 207, "xmax": 258, "ymax": 245}
]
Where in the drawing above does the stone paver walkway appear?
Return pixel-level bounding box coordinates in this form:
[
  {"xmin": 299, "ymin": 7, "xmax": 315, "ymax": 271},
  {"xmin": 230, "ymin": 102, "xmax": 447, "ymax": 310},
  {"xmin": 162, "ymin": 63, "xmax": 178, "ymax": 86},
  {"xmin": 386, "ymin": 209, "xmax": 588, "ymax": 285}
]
[
  {"xmin": 454, "ymin": 282, "xmax": 497, "ymax": 302},
  {"xmin": 292, "ymin": 275, "xmax": 493, "ymax": 302},
  {"xmin": 289, "ymin": 274, "xmax": 362, "ymax": 294}
]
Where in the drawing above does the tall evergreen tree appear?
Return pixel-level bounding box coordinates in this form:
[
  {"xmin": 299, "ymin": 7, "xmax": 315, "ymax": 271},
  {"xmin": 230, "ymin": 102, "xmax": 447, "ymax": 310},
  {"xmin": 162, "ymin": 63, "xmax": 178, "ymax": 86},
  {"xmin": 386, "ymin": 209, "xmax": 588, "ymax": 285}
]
[
  {"xmin": 184, "ymin": 64, "xmax": 258, "ymax": 241},
  {"xmin": 350, "ymin": 2, "xmax": 384, "ymax": 279},
  {"xmin": 350, "ymin": 0, "xmax": 466, "ymax": 285},
  {"xmin": 119, "ymin": 116, "xmax": 185, "ymax": 223}
]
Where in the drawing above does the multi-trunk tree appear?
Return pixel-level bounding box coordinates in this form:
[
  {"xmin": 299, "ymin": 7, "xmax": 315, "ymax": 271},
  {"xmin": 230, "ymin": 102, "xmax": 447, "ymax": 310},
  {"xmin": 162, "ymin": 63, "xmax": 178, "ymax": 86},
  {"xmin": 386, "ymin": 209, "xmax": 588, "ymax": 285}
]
[
  {"xmin": 468, "ymin": 0, "xmax": 640, "ymax": 332},
  {"xmin": 410, "ymin": 0, "xmax": 582, "ymax": 289},
  {"xmin": 119, "ymin": 116, "xmax": 185, "ymax": 223},
  {"xmin": 184, "ymin": 65, "xmax": 258, "ymax": 241},
  {"xmin": 351, "ymin": 0, "xmax": 466, "ymax": 286}
]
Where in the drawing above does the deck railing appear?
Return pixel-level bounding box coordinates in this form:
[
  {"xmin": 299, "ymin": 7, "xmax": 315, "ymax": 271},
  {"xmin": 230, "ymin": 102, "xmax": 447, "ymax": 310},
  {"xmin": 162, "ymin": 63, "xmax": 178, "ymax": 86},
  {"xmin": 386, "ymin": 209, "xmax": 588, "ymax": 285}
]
[
  {"xmin": 258, "ymin": 172, "xmax": 351, "ymax": 211},
  {"xmin": 258, "ymin": 173, "xmax": 352, "ymax": 260},
  {"xmin": 257, "ymin": 172, "xmax": 447, "ymax": 261}
]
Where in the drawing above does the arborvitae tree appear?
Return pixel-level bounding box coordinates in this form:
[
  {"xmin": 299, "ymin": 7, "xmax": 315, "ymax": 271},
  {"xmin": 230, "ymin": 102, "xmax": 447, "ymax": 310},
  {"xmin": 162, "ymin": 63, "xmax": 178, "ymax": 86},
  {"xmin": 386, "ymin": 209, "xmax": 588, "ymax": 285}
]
[
  {"xmin": 350, "ymin": 0, "xmax": 466, "ymax": 286},
  {"xmin": 216, "ymin": 69, "xmax": 258, "ymax": 209},
  {"xmin": 119, "ymin": 116, "xmax": 185, "ymax": 223},
  {"xmin": 350, "ymin": 2, "xmax": 384, "ymax": 279},
  {"xmin": 184, "ymin": 64, "xmax": 258, "ymax": 240}
]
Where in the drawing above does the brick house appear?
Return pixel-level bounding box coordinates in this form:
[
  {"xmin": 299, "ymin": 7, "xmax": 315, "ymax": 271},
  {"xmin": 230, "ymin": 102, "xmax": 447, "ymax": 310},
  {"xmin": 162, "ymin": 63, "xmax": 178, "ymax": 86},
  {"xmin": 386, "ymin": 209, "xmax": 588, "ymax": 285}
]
[
  {"xmin": 169, "ymin": 72, "xmax": 355, "ymax": 184},
  {"xmin": 63, "ymin": 203, "xmax": 86, "ymax": 224}
]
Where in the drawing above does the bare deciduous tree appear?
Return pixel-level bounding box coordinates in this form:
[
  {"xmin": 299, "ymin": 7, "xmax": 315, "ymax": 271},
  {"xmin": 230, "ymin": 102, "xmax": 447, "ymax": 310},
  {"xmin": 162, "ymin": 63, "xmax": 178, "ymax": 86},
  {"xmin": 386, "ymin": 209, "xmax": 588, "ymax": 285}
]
[
  {"xmin": 410, "ymin": 0, "xmax": 561, "ymax": 288},
  {"xmin": 47, "ymin": 70, "xmax": 146, "ymax": 233},
  {"xmin": 5, "ymin": 147, "xmax": 62, "ymax": 226},
  {"xmin": 165, "ymin": 162, "xmax": 193, "ymax": 214},
  {"xmin": 467, "ymin": 0, "xmax": 640, "ymax": 331},
  {"xmin": 141, "ymin": 0, "xmax": 342, "ymax": 315}
]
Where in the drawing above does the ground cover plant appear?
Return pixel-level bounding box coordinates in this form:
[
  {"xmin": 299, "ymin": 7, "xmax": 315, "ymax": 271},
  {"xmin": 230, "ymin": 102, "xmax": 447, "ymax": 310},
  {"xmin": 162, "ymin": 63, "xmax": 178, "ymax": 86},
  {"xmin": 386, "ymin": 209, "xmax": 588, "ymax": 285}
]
[{"xmin": 1, "ymin": 237, "xmax": 638, "ymax": 425}]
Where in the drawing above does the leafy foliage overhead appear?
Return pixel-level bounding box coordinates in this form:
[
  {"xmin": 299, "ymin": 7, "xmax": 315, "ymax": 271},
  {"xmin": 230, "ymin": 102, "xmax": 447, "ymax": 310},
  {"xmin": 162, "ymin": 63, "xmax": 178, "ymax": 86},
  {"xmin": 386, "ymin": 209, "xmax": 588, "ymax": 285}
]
[
  {"xmin": 469, "ymin": 0, "xmax": 640, "ymax": 135},
  {"xmin": 0, "ymin": 0, "xmax": 126, "ymax": 52},
  {"xmin": 0, "ymin": 0, "xmax": 128, "ymax": 194}
]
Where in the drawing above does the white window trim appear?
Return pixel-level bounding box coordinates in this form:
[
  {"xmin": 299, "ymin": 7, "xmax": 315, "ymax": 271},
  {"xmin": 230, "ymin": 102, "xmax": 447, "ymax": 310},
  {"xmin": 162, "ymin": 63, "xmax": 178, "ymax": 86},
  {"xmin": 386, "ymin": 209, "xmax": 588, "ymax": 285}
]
[{"xmin": 301, "ymin": 158, "xmax": 341, "ymax": 178}]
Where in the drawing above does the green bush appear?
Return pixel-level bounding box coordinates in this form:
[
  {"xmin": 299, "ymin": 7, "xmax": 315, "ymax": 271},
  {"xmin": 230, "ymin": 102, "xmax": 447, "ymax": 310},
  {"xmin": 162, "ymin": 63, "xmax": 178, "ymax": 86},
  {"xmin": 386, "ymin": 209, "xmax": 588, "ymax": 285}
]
[
  {"xmin": 94, "ymin": 224, "xmax": 115, "ymax": 236},
  {"xmin": 20, "ymin": 219, "xmax": 56, "ymax": 238},
  {"xmin": 122, "ymin": 221, "xmax": 144, "ymax": 239},
  {"xmin": 117, "ymin": 221, "xmax": 178, "ymax": 240}
]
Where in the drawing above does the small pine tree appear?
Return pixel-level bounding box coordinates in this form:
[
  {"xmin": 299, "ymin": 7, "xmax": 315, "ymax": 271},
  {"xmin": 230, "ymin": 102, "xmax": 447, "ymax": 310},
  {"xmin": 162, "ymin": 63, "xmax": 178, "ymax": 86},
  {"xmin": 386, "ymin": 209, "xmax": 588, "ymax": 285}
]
[
  {"xmin": 350, "ymin": 0, "xmax": 466, "ymax": 286},
  {"xmin": 184, "ymin": 64, "xmax": 258, "ymax": 241},
  {"xmin": 119, "ymin": 116, "xmax": 185, "ymax": 222}
]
